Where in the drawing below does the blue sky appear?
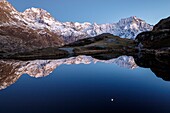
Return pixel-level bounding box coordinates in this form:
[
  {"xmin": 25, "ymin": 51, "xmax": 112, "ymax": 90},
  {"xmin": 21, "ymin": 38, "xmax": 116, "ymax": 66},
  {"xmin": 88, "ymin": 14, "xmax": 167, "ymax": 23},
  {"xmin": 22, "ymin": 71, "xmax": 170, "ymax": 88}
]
[{"xmin": 8, "ymin": 0, "xmax": 170, "ymax": 25}]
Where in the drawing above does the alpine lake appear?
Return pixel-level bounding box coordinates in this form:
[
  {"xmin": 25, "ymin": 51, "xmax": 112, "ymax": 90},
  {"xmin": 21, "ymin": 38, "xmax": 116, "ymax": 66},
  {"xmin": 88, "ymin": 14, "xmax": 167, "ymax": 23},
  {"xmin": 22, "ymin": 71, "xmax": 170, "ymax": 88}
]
[{"xmin": 0, "ymin": 53, "xmax": 170, "ymax": 113}]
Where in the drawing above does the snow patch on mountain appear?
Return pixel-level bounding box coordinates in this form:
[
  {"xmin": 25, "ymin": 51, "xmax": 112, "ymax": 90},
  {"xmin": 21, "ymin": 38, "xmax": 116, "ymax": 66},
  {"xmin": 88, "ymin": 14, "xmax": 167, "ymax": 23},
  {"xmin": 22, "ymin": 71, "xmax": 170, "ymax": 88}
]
[{"xmin": 21, "ymin": 8, "xmax": 153, "ymax": 41}]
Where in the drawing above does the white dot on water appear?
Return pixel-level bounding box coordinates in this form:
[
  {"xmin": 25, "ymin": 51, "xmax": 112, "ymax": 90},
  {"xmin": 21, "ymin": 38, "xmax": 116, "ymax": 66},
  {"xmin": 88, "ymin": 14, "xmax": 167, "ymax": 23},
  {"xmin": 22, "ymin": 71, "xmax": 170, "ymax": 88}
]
[{"xmin": 111, "ymin": 99, "xmax": 114, "ymax": 101}]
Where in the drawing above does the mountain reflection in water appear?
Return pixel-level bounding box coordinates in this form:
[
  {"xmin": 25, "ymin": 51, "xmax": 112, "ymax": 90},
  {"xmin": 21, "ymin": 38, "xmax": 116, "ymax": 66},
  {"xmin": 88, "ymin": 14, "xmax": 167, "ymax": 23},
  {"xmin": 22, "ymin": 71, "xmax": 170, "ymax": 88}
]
[
  {"xmin": 0, "ymin": 55, "xmax": 137, "ymax": 90},
  {"xmin": 0, "ymin": 54, "xmax": 169, "ymax": 90}
]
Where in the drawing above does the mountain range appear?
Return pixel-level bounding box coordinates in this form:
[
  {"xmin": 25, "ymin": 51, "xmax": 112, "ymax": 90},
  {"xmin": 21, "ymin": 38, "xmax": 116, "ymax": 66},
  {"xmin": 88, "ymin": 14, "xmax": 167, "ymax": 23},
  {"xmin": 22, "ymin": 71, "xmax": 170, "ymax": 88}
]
[
  {"xmin": 0, "ymin": 0, "xmax": 153, "ymax": 53},
  {"xmin": 22, "ymin": 7, "xmax": 153, "ymax": 41}
]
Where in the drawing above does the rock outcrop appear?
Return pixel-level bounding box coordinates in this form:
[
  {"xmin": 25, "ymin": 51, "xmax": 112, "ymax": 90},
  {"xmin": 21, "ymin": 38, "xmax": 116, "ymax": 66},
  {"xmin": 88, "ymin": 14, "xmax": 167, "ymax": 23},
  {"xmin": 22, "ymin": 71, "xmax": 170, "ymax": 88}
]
[{"xmin": 136, "ymin": 16, "xmax": 170, "ymax": 50}]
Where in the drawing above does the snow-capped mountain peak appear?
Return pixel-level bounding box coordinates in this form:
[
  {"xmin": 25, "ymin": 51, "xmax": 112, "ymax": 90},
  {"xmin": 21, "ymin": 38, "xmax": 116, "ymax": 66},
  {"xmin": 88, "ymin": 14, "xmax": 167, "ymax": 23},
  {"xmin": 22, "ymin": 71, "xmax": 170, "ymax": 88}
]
[
  {"xmin": 0, "ymin": 0, "xmax": 17, "ymax": 12},
  {"xmin": 0, "ymin": 0, "xmax": 24, "ymax": 25},
  {"xmin": 20, "ymin": 6, "xmax": 153, "ymax": 41},
  {"xmin": 117, "ymin": 16, "xmax": 149, "ymax": 28},
  {"xmin": 22, "ymin": 7, "xmax": 59, "ymax": 26},
  {"xmin": 115, "ymin": 16, "xmax": 153, "ymax": 38},
  {"xmin": 0, "ymin": 0, "xmax": 153, "ymax": 44}
]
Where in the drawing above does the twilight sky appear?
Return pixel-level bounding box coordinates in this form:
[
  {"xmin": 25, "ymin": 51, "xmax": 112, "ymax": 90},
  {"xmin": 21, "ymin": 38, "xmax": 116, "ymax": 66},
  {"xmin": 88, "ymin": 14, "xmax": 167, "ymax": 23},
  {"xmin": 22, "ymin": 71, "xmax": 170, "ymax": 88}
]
[{"xmin": 8, "ymin": 0, "xmax": 170, "ymax": 25}]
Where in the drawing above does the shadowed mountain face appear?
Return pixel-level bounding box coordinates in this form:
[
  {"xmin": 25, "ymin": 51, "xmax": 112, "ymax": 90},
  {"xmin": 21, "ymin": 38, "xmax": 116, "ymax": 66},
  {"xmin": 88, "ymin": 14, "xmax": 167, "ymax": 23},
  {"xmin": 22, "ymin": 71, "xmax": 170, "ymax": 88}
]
[
  {"xmin": 0, "ymin": 55, "xmax": 137, "ymax": 90},
  {"xmin": 131, "ymin": 17, "xmax": 170, "ymax": 81},
  {"xmin": 153, "ymin": 17, "xmax": 170, "ymax": 31},
  {"xmin": 134, "ymin": 53, "xmax": 170, "ymax": 81},
  {"xmin": 136, "ymin": 16, "xmax": 170, "ymax": 49}
]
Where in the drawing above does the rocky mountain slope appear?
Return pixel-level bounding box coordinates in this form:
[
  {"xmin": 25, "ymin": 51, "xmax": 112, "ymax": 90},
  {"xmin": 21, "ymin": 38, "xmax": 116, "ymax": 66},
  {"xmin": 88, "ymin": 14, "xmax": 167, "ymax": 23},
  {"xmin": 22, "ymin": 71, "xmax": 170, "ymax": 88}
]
[
  {"xmin": 4, "ymin": 33, "xmax": 136, "ymax": 60},
  {"xmin": 0, "ymin": 0, "xmax": 153, "ymax": 54},
  {"xmin": 64, "ymin": 33, "xmax": 136, "ymax": 56},
  {"xmin": 0, "ymin": 0, "xmax": 64, "ymax": 53},
  {"xmin": 136, "ymin": 16, "xmax": 170, "ymax": 50}
]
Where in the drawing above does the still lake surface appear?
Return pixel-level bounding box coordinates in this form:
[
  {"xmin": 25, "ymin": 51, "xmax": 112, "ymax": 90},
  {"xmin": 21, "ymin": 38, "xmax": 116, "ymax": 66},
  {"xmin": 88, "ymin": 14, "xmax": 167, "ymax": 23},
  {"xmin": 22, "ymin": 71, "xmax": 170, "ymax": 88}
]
[{"xmin": 0, "ymin": 55, "xmax": 170, "ymax": 113}]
